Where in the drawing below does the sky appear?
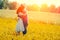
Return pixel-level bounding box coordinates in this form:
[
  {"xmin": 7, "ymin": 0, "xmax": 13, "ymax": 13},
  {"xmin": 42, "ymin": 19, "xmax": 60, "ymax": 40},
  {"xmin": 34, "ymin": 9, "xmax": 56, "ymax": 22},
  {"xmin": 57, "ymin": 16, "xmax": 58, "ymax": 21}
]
[{"xmin": 8, "ymin": 0, "xmax": 60, "ymax": 7}]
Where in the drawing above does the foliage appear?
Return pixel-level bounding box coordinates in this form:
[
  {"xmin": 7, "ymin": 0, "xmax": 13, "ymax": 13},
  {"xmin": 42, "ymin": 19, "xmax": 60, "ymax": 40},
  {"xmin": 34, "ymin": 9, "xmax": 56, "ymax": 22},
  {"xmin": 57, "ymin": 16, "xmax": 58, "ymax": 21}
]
[
  {"xmin": 0, "ymin": 0, "xmax": 3, "ymax": 9},
  {"xmin": 8, "ymin": 2, "xmax": 17, "ymax": 10}
]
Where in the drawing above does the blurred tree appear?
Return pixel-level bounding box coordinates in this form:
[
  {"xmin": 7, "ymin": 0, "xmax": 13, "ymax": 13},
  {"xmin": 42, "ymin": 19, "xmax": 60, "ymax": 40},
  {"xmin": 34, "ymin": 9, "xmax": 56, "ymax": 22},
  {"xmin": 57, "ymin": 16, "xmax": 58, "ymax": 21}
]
[
  {"xmin": 0, "ymin": 0, "xmax": 3, "ymax": 9},
  {"xmin": 3, "ymin": 0, "xmax": 8, "ymax": 9},
  {"xmin": 27, "ymin": 5, "xmax": 32, "ymax": 11},
  {"xmin": 8, "ymin": 2, "xmax": 17, "ymax": 10},
  {"xmin": 40, "ymin": 4, "xmax": 49, "ymax": 12},
  {"xmin": 0, "ymin": 0, "xmax": 2, "ymax": 3},
  {"xmin": 56, "ymin": 6, "xmax": 60, "ymax": 13},
  {"xmin": 27, "ymin": 4, "xmax": 40, "ymax": 11},
  {"xmin": 49, "ymin": 5, "xmax": 56, "ymax": 13},
  {"xmin": 31, "ymin": 4, "xmax": 40, "ymax": 11}
]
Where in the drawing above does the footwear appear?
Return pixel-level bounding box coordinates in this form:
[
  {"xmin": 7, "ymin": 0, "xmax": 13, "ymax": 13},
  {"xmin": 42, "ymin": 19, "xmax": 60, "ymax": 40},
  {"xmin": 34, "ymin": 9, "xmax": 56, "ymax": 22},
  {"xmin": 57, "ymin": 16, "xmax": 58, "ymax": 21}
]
[{"xmin": 23, "ymin": 28, "xmax": 27, "ymax": 35}]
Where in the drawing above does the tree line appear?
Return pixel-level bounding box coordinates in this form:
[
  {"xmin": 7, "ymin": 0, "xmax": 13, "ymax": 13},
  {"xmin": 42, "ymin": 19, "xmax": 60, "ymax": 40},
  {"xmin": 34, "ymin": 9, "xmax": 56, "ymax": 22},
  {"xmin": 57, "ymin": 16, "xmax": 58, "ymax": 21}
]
[
  {"xmin": 0, "ymin": 0, "xmax": 60, "ymax": 13},
  {"xmin": 0, "ymin": 0, "xmax": 17, "ymax": 9},
  {"xmin": 27, "ymin": 4, "xmax": 60, "ymax": 13}
]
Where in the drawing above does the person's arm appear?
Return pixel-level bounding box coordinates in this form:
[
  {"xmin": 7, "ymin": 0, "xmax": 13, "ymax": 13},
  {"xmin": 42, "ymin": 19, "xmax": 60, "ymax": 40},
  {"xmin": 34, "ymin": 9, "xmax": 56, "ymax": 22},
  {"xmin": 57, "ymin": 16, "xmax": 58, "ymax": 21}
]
[
  {"xmin": 18, "ymin": 12, "xmax": 24, "ymax": 15},
  {"xmin": 18, "ymin": 12, "xmax": 27, "ymax": 16}
]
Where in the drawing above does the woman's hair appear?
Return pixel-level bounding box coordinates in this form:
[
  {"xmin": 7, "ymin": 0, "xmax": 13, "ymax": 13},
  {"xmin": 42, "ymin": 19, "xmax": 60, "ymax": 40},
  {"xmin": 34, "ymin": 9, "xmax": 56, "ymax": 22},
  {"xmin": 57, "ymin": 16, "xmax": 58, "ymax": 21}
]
[{"xmin": 17, "ymin": 4, "xmax": 26, "ymax": 14}]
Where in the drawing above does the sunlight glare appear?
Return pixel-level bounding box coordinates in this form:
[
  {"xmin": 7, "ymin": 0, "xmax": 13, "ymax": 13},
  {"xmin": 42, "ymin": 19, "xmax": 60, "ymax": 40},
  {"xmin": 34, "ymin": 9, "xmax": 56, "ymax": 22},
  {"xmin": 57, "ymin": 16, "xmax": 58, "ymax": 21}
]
[{"xmin": 8, "ymin": 0, "xmax": 60, "ymax": 7}]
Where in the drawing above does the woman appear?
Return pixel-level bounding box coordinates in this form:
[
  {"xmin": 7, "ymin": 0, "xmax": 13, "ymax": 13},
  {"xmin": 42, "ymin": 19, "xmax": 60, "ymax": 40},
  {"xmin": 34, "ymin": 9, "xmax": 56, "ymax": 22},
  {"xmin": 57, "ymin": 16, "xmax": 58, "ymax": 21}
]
[{"xmin": 16, "ymin": 4, "xmax": 28, "ymax": 35}]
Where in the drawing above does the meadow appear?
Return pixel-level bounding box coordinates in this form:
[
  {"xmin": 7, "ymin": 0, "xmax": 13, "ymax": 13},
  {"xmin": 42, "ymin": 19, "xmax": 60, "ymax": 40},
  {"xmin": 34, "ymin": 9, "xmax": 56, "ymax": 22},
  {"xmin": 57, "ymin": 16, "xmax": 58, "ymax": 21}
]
[{"xmin": 0, "ymin": 10, "xmax": 60, "ymax": 40}]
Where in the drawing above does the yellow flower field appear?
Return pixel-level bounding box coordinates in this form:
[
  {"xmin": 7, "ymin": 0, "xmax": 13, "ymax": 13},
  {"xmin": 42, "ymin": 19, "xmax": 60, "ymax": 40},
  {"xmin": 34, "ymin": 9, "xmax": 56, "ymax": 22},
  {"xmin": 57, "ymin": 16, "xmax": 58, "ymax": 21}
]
[{"xmin": 0, "ymin": 17, "xmax": 60, "ymax": 40}]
